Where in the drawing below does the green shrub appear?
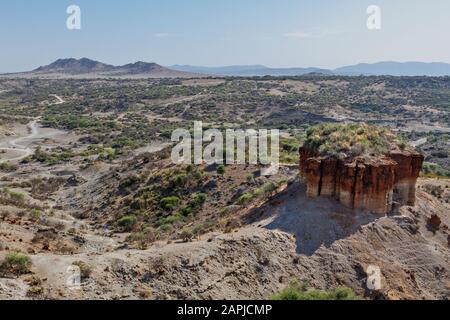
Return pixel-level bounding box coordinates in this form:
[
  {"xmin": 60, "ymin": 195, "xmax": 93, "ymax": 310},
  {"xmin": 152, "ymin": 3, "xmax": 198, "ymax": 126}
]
[
  {"xmin": 180, "ymin": 227, "xmax": 194, "ymax": 242},
  {"xmin": 119, "ymin": 175, "xmax": 142, "ymax": 192},
  {"xmin": 193, "ymin": 170, "xmax": 204, "ymax": 180},
  {"xmin": 72, "ymin": 261, "xmax": 92, "ymax": 279},
  {"xmin": 29, "ymin": 209, "xmax": 43, "ymax": 221},
  {"xmin": 237, "ymin": 193, "xmax": 253, "ymax": 205},
  {"xmin": 180, "ymin": 206, "xmax": 193, "ymax": 217},
  {"xmin": 303, "ymin": 123, "xmax": 402, "ymax": 157},
  {"xmin": 127, "ymin": 227, "xmax": 159, "ymax": 248},
  {"xmin": 157, "ymin": 213, "xmax": 183, "ymax": 226},
  {"xmin": 246, "ymin": 173, "xmax": 255, "ymax": 183},
  {"xmin": 281, "ymin": 139, "xmax": 300, "ymax": 153},
  {"xmin": 0, "ymin": 252, "xmax": 32, "ymax": 276},
  {"xmin": 422, "ymin": 162, "xmax": 450, "ymax": 178},
  {"xmin": 159, "ymin": 223, "xmax": 173, "ymax": 232},
  {"xmin": 0, "ymin": 161, "xmax": 18, "ymax": 172},
  {"xmin": 172, "ymin": 174, "xmax": 188, "ymax": 187},
  {"xmin": 160, "ymin": 196, "xmax": 180, "ymax": 211},
  {"xmin": 216, "ymin": 165, "xmax": 226, "ymax": 175},
  {"xmin": 98, "ymin": 147, "xmax": 116, "ymax": 160},
  {"xmin": 190, "ymin": 193, "xmax": 207, "ymax": 208},
  {"xmin": 8, "ymin": 191, "xmax": 25, "ymax": 204},
  {"xmin": 260, "ymin": 182, "xmax": 277, "ymax": 194},
  {"xmin": 272, "ymin": 280, "xmax": 361, "ymax": 300},
  {"xmin": 117, "ymin": 215, "xmax": 138, "ymax": 230},
  {"xmin": 1, "ymin": 188, "xmax": 26, "ymax": 204}
]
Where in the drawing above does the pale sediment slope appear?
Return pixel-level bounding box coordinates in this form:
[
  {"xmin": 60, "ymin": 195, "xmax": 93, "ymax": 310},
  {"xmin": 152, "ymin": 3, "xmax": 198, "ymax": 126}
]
[{"xmin": 1, "ymin": 180, "xmax": 448, "ymax": 300}]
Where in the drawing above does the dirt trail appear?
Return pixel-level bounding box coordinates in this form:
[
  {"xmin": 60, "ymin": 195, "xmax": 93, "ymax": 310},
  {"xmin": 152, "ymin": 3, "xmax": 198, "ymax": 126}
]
[
  {"xmin": 0, "ymin": 118, "xmax": 69, "ymax": 162},
  {"xmin": 49, "ymin": 94, "xmax": 65, "ymax": 105},
  {"xmin": 0, "ymin": 120, "xmax": 39, "ymax": 161},
  {"xmin": 410, "ymin": 137, "xmax": 428, "ymax": 148}
]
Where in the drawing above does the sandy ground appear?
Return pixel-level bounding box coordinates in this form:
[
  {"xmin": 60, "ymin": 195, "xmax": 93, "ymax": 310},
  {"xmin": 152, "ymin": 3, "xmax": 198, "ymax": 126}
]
[
  {"xmin": 0, "ymin": 121, "xmax": 68, "ymax": 162},
  {"xmin": 49, "ymin": 95, "xmax": 65, "ymax": 105},
  {"xmin": 1, "ymin": 177, "xmax": 448, "ymax": 300},
  {"xmin": 410, "ymin": 138, "xmax": 428, "ymax": 148},
  {"xmin": 133, "ymin": 142, "xmax": 171, "ymax": 155}
]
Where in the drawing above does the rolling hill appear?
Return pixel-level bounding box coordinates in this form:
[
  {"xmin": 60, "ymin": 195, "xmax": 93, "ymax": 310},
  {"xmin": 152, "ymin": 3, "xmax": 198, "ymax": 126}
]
[
  {"xmin": 3, "ymin": 58, "xmax": 200, "ymax": 79},
  {"xmin": 334, "ymin": 61, "xmax": 450, "ymax": 76},
  {"xmin": 171, "ymin": 61, "xmax": 450, "ymax": 77},
  {"xmin": 3, "ymin": 59, "xmax": 450, "ymax": 78},
  {"xmin": 170, "ymin": 64, "xmax": 332, "ymax": 76}
]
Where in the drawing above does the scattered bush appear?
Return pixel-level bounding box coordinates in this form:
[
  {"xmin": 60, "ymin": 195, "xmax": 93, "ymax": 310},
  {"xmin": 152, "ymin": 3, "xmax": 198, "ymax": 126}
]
[
  {"xmin": 10, "ymin": 191, "xmax": 24, "ymax": 202},
  {"xmin": 27, "ymin": 285, "xmax": 44, "ymax": 297},
  {"xmin": 180, "ymin": 227, "xmax": 194, "ymax": 242},
  {"xmin": 303, "ymin": 123, "xmax": 402, "ymax": 157},
  {"xmin": 272, "ymin": 280, "xmax": 361, "ymax": 300},
  {"xmin": 117, "ymin": 215, "xmax": 138, "ymax": 231},
  {"xmin": 180, "ymin": 206, "xmax": 193, "ymax": 217},
  {"xmin": 237, "ymin": 193, "xmax": 254, "ymax": 205},
  {"xmin": 29, "ymin": 209, "xmax": 43, "ymax": 221},
  {"xmin": 157, "ymin": 213, "xmax": 183, "ymax": 226},
  {"xmin": 0, "ymin": 252, "xmax": 32, "ymax": 277},
  {"xmin": 172, "ymin": 174, "xmax": 188, "ymax": 187},
  {"xmin": 216, "ymin": 165, "xmax": 226, "ymax": 175},
  {"xmin": 3, "ymin": 188, "xmax": 26, "ymax": 204},
  {"xmin": 128, "ymin": 227, "xmax": 159, "ymax": 249},
  {"xmin": 72, "ymin": 261, "xmax": 92, "ymax": 279},
  {"xmin": 160, "ymin": 196, "xmax": 180, "ymax": 211},
  {"xmin": 190, "ymin": 193, "xmax": 207, "ymax": 208},
  {"xmin": 257, "ymin": 182, "xmax": 277, "ymax": 195},
  {"xmin": 0, "ymin": 161, "xmax": 18, "ymax": 172},
  {"xmin": 25, "ymin": 276, "xmax": 44, "ymax": 297},
  {"xmin": 422, "ymin": 162, "xmax": 450, "ymax": 178},
  {"xmin": 246, "ymin": 173, "xmax": 255, "ymax": 183},
  {"xmin": 118, "ymin": 175, "xmax": 142, "ymax": 193}
]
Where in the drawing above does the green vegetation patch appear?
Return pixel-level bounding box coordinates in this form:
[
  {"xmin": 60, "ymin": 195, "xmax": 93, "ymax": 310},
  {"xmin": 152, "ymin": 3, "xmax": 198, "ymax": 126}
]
[
  {"xmin": 303, "ymin": 123, "xmax": 405, "ymax": 157},
  {"xmin": 422, "ymin": 162, "xmax": 450, "ymax": 178},
  {"xmin": 0, "ymin": 252, "xmax": 32, "ymax": 277},
  {"xmin": 0, "ymin": 161, "xmax": 18, "ymax": 172},
  {"xmin": 272, "ymin": 280, "xmax": 362, "ymax": 300}
]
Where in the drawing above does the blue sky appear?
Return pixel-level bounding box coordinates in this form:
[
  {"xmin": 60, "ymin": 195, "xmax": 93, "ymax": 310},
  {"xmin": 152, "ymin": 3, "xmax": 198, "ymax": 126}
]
[{"xmin": 1, "ymin": 0, "xmax": 449, "ymax": 72}]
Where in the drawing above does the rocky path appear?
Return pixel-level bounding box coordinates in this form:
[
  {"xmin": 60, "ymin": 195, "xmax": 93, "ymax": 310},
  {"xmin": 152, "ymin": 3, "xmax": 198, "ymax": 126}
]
[
  {"xmin": 0, "ymin": 120, "xmax": 39, "ymax": 161},
  {"xmin": 49, "ymin": 94, "xmax": 65, "ymax": 105},
  {"xmin": 0, "ymin": 116, "xmax": 70, "ymax": 162}
]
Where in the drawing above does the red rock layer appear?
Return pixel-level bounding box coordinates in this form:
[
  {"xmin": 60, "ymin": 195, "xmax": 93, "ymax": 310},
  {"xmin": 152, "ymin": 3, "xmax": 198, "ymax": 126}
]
[
  {"xmin": 299, "ymin": 147, "xmax": 424, "ymax": 215},
  {"xmin": 389, "ymin": 151, "xmax": 424, "ymax": 206}
]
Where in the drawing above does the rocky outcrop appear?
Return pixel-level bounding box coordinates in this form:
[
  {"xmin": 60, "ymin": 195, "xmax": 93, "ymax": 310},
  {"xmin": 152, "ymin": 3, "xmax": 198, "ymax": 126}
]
[
  {"xmin": 299, "ymin": 148, "xmax": 424, "ymax": 214},
  {"xmin": 390, "ymin": 151, "xmax": 424, "ymax": 206}
]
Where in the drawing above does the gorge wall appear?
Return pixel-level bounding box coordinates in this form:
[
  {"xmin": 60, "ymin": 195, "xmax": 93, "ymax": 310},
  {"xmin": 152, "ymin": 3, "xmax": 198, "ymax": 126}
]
[{"xmin": 299, "ymin": 147, "xmax": 424, "ymax": 214}]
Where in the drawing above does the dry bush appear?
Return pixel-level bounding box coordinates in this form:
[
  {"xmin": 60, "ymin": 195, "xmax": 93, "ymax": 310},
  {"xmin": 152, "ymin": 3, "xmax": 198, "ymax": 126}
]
[
  {"xmin": 0, "ymin": 252, "xmax": 32, "ymax": 277},
  {"xmin": 29, "ymin": 177, "xmax": 65, "ymax": 199},
  {"xmin": 72, "ymin": 261, "xmax": 92, "ymax": 279}
]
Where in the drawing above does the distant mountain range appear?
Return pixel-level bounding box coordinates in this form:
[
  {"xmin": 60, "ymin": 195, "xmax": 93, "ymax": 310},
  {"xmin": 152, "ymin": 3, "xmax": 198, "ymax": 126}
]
[
  {"xmin": 2, "ymin": 58, "xmax": 450, "ymax": 78},
  {"xmin": 3, "ymin": 58, "xmax": 198, "ymax": 79},
  {"xmin": 333, "ymin": 62, "xmax": 450, "ymax": 76},
  {"xmin": 171, "ymin": 62, "xmax": 450, "ymax": 77},
  {"xmin": 169, "ymin": 65, "xmax": 333, "ymax": 76}
]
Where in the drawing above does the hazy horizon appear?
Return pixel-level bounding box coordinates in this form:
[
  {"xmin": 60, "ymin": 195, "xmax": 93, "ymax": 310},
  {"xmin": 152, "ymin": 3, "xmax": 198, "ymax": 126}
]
[
  {"xmin": 12, "ymin": 57, "xmax": 450, "ymax": 74},
  {"xmin": 1, "ymin": 0, "xmax": 450, "ymax": 73}
]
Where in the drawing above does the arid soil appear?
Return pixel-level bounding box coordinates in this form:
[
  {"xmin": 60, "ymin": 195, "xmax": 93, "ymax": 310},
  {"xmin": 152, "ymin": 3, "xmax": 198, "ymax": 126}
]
[
  {"xmin": 0, "ymin": 76, "xmax": 449, "ymax": 300},
  {"xmin": 1, "ymin": 158, "xmax": 448, "ymax": 300}
]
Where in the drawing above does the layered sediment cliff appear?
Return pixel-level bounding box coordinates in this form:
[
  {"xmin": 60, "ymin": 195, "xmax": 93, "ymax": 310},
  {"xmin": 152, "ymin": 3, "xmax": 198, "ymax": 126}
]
[{"xmin": 299, "ymin": 147, "xmax": 424, "ymax": 214}]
